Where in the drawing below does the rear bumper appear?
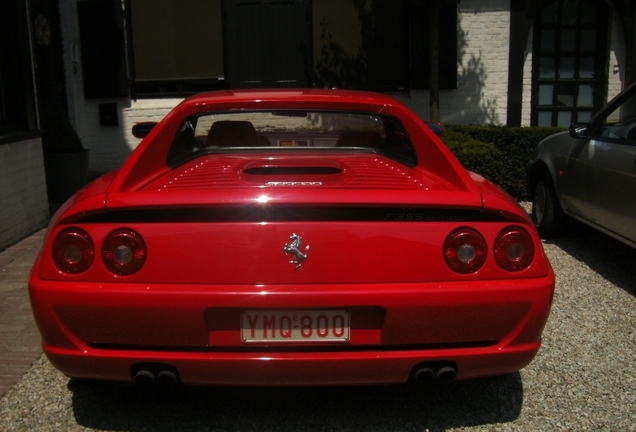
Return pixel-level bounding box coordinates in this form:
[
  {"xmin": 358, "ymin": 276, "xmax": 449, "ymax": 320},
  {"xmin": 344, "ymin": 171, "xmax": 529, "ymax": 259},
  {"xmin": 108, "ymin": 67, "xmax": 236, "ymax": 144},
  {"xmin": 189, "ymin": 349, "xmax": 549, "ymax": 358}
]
[
  {"xmin": 43, "ymin": 343, "xmax": 541, "ymax": 386},
  {"xmin": 29, "ymin": 276, "xmax": 554, "ymax": 385}
]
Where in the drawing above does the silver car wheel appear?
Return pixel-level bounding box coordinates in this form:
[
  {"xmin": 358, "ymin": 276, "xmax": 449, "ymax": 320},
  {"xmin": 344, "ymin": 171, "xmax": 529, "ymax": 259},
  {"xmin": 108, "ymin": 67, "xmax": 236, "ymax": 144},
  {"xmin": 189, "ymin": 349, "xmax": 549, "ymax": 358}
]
[{"xmin": 531, "ymin": 171, "xmax": 564, "ymax": 238}]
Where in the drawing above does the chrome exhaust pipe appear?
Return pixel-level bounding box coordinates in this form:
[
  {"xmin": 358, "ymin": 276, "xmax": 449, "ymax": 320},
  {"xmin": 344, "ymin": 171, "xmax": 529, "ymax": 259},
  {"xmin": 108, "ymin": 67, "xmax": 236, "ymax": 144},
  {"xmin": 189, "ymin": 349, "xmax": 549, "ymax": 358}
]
[
  {"xmin": 436, "ymin": 366, "xmax": 457, "ymax": 383},
  {"xmin": 156, "ymin": 370, "xmax": 178, "ymax": 388},
  {"xmin": 133, "ymin": 370, "xmax": 155, "ymax": 387},
  {"xmin": 413, "ymin": 367, "xmax": 436, "ymax": 384}
]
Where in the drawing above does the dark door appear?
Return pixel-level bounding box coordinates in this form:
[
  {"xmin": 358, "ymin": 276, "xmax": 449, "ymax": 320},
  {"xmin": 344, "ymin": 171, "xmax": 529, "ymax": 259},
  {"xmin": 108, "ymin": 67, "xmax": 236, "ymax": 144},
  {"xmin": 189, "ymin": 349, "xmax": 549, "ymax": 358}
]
[
  {"xmin": 30, "ymin": 0, "xmax": 67, "ymax": 117},
  {"xmin": 223, "ymin": 0, "xmax": 311, "ymax": 88},
  {"xmin": 531, "ymin": 0, "xmax": 608, "ymax": 127}
]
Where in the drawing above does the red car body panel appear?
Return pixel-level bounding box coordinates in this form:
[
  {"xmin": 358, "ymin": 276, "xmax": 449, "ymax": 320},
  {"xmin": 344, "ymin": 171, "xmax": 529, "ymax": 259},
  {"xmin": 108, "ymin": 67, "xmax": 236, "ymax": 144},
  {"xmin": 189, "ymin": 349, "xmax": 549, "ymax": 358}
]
[{"xmin": 29, "ymin": 89, "xmax": 554, "ymax": 386}]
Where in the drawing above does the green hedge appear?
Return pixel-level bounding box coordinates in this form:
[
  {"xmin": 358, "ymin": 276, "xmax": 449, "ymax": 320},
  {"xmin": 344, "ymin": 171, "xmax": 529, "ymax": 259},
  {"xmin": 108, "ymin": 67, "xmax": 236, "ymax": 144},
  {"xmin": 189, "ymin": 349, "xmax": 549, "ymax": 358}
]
[{"xmin": 441, "ymin": 125, "xmax": 564, "ymax": 201}]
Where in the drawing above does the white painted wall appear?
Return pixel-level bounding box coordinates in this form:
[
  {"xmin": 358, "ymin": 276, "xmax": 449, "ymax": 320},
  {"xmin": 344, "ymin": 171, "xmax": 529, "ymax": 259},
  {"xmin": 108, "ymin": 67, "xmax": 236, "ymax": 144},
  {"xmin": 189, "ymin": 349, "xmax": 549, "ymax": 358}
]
[
  {"xmin": 522, "ymin": 27, "xmax": 533, "ymax": 126},
  {"xmin": 0, "ymin": 138, "xmax": 49, "ymax": 250}
]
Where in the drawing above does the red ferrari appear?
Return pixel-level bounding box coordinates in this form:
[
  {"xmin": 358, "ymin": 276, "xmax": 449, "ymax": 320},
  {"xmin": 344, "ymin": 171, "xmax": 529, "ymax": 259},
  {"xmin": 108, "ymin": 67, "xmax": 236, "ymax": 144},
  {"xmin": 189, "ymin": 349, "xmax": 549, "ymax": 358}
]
[{"xmin": 29, "ymin": 89, "xmax": 554, "ymax": 387}]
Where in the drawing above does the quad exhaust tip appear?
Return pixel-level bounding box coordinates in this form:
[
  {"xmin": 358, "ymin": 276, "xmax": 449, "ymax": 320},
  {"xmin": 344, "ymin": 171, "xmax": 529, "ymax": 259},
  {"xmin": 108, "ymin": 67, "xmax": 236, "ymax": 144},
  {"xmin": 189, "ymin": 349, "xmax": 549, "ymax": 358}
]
[
  {"xmin": 412, "ymin": 362, "xmax": 457, "ymax": 384},
  {"xmin": 132, "ymin": 364, "xmax": 180, "ymax": 388},
  {"xmin": 132, "ymin": 362, "xmax": 455, "ymax": 387}
]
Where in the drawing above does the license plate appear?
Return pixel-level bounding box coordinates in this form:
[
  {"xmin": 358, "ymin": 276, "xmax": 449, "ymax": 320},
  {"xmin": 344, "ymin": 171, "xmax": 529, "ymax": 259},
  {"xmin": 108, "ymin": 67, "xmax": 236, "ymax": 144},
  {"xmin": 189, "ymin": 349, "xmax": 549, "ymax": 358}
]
[{"xmin": 241, "ymin": 309, "xmax": 350, "ymax": 343}]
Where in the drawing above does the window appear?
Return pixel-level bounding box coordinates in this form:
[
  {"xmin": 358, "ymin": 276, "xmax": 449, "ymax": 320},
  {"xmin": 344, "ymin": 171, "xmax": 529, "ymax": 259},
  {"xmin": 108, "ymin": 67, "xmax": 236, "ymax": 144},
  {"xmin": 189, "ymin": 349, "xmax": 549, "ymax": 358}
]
[
  {"xmin": 223, "ymin": 0, "xmax": 311, "ymax": 88},
  {"xmin": 128, "ymin": 0, "xmax": 226, "ymax": 97},
  {"xmin": 167, "ymin": 110, "xmax": 417, "ymax": 167},
  {"xmin": 599, "ymin": 90, "xmax": 636, "ymax": 141},
  {"xmin": 531, "ymin": 0, "xmax": 608, "ymax": 127},
  {"xmin": 313, "ymin": 0, "xmax": 457, "ymax": 90}
]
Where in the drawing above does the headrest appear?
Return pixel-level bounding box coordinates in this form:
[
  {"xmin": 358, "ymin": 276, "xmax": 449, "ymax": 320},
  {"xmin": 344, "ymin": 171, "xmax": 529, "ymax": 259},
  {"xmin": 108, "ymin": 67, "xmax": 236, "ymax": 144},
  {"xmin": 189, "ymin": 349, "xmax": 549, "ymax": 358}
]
[{"xmin": 205, "ymin": 121, "xmax": 260, "ymax": 147}]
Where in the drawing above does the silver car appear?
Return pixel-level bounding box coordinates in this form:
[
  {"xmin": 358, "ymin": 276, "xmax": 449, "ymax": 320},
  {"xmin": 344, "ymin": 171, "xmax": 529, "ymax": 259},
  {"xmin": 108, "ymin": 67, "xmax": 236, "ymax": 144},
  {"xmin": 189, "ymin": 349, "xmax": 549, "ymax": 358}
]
[{"xmin": 527, "ymin": 81, "xmax": 636, "ymax": 249}]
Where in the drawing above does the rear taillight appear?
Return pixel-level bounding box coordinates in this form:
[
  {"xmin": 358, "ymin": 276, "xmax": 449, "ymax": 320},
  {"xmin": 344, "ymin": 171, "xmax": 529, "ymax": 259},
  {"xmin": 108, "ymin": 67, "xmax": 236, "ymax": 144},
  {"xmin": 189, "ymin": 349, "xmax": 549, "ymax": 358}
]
[
  {"xmin": 52, "ymin": 228, "xmax": 94, "ymax": 274},
  {"xmin": 443, "ymin": 228, "xmax": 487, "ymax": 274},
  {"xmin": 494, "ymin": 226, "xmax": 534, "ymax": 271},
  {"xmin": 101, "ymin": 229, "xmax": 147, "ymax": 275}
]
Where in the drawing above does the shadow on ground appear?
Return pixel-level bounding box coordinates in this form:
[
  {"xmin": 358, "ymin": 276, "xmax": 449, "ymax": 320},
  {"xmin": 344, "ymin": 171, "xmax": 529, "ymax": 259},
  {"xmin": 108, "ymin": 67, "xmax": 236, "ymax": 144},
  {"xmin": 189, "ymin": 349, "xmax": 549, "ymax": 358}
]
[
  {"xmin": 70, "ymin": 373, "xmax": 522, "ymax": 431},
  {"xmin": 543, "ymin": 219, "xmax": 636, "ymax": 295}
]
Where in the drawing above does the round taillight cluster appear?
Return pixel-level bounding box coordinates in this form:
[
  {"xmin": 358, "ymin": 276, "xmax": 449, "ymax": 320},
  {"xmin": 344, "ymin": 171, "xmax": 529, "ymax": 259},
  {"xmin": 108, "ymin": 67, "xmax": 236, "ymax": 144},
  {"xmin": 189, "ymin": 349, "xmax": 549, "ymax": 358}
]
[
  {"xmin": 101, "ymin": 229, "xmax": 147, "ymax": 275},
  {"xmin": 443, "ymin": 228, "xmax": 487, "ymax": 274},
  {"xmin": 52, "ymin": 227, "xmax": 146, "ymax": 276},
  {"xmin": 444, "ymin": 226, "xmax": 535, "ymax": 274},
  {"xmin": 494, "ymin": 226, "xmax": 535, "ymax": 272},
  {"xmin": 52, "ymin": 228, "xmax": 94, "ymax": 274}
]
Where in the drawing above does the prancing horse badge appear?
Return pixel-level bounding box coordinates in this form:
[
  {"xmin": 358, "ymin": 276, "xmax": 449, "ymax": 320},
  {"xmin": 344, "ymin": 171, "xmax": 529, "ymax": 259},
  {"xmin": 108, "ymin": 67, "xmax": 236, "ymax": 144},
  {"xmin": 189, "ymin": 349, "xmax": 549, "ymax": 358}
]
[{"xmin": 283, "ymin": 233, "xmax": 309, "ymax": 269}]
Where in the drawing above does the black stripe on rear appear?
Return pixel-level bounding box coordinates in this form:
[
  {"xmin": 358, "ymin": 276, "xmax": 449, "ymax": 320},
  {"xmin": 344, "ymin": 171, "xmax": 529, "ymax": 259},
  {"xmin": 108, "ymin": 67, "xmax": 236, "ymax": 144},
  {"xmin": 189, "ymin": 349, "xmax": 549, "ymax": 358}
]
[{"xmin": 79, "ymin": 207, "xmax": 507, "ymax": 223}]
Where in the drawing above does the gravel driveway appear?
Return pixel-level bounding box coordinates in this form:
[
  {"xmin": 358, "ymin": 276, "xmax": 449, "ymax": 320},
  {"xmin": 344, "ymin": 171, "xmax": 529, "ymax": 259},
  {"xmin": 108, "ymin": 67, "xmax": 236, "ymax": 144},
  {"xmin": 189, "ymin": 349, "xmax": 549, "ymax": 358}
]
[{"xmin": 1, "ymin": 216, "xmax": 635, "ymax": 431}]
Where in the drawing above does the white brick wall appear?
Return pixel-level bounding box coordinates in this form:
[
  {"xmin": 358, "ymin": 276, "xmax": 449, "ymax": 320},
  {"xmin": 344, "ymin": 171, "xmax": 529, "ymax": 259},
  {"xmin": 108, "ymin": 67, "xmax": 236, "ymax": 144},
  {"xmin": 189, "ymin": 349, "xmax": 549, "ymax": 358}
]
[
  {"xmin": 0, "ymin": 138, "xmax": 49, "ymax": 251},
  {"xmin": 73, "ymin": 98, "xmax": 181, "ymax": 174}
]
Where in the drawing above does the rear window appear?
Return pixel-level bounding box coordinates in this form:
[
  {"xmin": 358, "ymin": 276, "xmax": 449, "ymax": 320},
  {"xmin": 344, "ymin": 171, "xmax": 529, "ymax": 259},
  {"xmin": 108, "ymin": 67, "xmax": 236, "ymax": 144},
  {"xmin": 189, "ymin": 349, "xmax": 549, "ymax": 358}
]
[{"xmin": 167, "ymin": 110, "xmax": 416, "ymax": 166}]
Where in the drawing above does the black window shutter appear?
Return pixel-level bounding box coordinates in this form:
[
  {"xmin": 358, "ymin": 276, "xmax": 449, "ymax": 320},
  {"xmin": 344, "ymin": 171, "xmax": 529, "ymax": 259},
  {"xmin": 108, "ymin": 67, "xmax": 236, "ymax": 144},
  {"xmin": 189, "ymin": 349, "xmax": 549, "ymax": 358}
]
[{"xmin": 77, "ymin": 0, "xmax": 128, "ymax": 98}]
